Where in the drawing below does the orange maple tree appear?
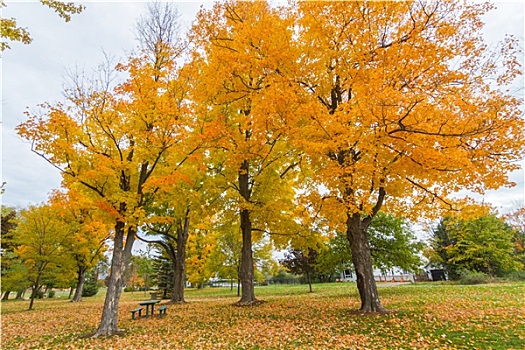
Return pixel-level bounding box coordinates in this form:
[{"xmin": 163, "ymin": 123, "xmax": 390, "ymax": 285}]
[
  {"xmin": 291, "ymin": 1, "xmax": 524, "ymax": 312},
  {"xmin": 17, "ymin": 32, "xmax": 192, "ymax": 336}
]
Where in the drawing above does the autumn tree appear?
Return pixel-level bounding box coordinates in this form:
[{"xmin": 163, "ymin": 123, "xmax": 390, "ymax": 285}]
[
  {"xmin": 1, "ymin": 0, "xmax": 83, "ymax": 50},
  {"xmin": 17, "ymin": 2, "xmax": 192, "ymax": 334},
  {"xmin": 13, "ymin": 203, "xmax": 75, "ymax": 310},
  {"xmin": 505, "ymin": 207, "xmax": 525, "ymax": 269},
  {"xmin": 190, "ymin": 0, "xmax": 305, "ymax": 304},
  {"xmin": 292, "ymin": 1, "xmax": 524, "ymax": 312},
  {"xmin": 50, "ymin": 189, "xmax": 109, "ymax": 302},
  {"xmin": 186, "ymin": 228, "xmax": 215, "ymax": 288},
  {"xmin": 1, "ymin": 207, "xmax": 28, "ymax": 301}
]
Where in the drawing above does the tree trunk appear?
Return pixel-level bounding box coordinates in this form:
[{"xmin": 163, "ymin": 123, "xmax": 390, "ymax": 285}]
[
  {"xmin": 171, "ymin": 215, "xmax": 189, "ymax": 303},
  {"xmin": 346, "ymin": 213, "xmax": 387, "ymax": 313},
  {"xmin": 237, "ymin": 160, "xmax": 257, "ymax": 304},
  {"xmin": 71, "ymin": 266, "xmax": 88, "ymax": 302},
  {"xmin": 2, "ymin": 291, "xmax": 10, "ymax": 301},
  {"xmin": 306, "ymin": 271, "xmax": 313, "ymax": 293},
  {"xmin": 16, "ymin": 289, "xmax": 24, "ymax": 299},
  {"xmin": 68, "ymin": 286, "xmax": 74, "ymax": 299},
  {"xmin": 238, "ymin": 208, "xmax": 256, "ymax": 303},
  {"xmin": 28, "ymin": 276, "xmax": 41, "ymax": 311},
  {"xmin": 92, "ymin": 222, "xmax": 135, "ymax": 337}
]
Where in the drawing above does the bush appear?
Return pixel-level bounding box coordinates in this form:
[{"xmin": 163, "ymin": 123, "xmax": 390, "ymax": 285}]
[
  {"xmin": 35, "ymin": 290, "xmax": 44, "ymax": 299},
  {"xmin": 505, "ymin": 270, "xmax": 525, "ymax": 281},
  {"xmin": 458, "ymin": 270, "xmax": 491, "ymax": 285},
  {"xmin": 47, "ymin": 290, "xmax": 55, "ymax": 298},
  {"xmin": 82, "ymin": 275, "xmax": 99, "ymax": 297}
]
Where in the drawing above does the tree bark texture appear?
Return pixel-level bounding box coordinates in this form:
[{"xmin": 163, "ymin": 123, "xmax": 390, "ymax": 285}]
[
  {"xmin": 2, "ymin": 291, "xmax": 10, "ymax": 301},
  {"xmin": 71, "ymin": 266, "xmax": 88, "ymax": 302},
  {"xmin": 93, "ymin": 221, "xmax": 135, "ymax": 337},
  {"xmin": 346, "ymin": 213, "xmax": 387, "ymax": 313},
  {"xmin": 238, "ymin": 159, "xmax": 257, "ymax": 304},
  {"xmin": 171, "ymin": 215, "xmax": 189, "ymax": 303},
  {"xmin": 28, "ymin": 277, "xmax": 41, "ymax": 311}
]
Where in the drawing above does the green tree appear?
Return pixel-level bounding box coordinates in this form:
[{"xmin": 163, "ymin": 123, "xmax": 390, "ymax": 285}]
[
  {"xmin": 431, "ymin": 214, "xmax": 521, "ymax": 278},
  {"xmin": 81, "ymin": 270, "xmax": 100, "ymax": 297},
  {"xmin": 367, "ymin": 214, "xmax": 422, "ymax": 274},
  {"xmin": 316, "ymin": 213, "xmax": 422, "ymax": 278},
  {"xmin": 13, "ymin": 204, "xmax": 75, "ymax": 310}
]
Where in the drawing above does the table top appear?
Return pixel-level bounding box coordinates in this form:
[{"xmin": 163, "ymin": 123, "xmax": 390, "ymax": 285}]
[{"xmin": 139, "ymin": 299, "xmax": 161, "ymax": 305}]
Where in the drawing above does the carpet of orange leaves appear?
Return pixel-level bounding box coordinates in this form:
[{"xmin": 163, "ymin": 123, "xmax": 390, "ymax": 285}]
[{"xmin": 1, "ymin": 283, "xmax": 524, "ymax": 349}]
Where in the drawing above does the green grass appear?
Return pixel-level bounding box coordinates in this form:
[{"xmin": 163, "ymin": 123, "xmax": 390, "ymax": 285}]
[{"xmin": 2, "ymin": 282, "xmax": 524, "ymax": 349}]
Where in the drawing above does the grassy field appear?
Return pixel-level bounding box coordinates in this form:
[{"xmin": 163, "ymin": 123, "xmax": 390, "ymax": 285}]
[{"xmin": 1, "ymin": 282, "xmax": 524, "ymax": 349}]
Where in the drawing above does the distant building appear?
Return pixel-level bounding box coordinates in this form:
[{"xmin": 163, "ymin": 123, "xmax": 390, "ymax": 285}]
[{"xmin": 338, "ymin": 267, "xmax": 415, "ymax": 283}]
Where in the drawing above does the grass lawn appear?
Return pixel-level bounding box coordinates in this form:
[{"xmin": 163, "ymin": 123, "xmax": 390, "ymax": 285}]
[{"xmin": 1, "ymin": 282, "xmax": 524, "ymax": 349}]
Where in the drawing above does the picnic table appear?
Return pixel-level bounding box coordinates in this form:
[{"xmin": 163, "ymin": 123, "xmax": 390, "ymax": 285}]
[{"xmin": 139, "ymin": 299, "xmax": 160, "ymax": 317}]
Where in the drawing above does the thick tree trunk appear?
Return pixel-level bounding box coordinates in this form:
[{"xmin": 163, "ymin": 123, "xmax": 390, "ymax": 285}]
[
  {"xmin": 92, "ymin": 222, "xmax": 135, "ymax": 337},
  {"xmin": 71, "ymin": 266, "xmax": 88, "ymax": 302},
  {"xmin": 2, "ymin": 291, "xmax": 10, "ymax": 301},
  {"xmin": 238, "ymin": 208, "xmax": 256, "ymax": 303},
  {"xmin": 346, "ymin": 214, "xmax": 387, "ymax": 313},
  {"xmin": 171, "ymin": 215, "xmax": 189, "ymax": 303},
  {"xmin": 237, "ymin": 160, "xmax": 257, "ymax": 304}
]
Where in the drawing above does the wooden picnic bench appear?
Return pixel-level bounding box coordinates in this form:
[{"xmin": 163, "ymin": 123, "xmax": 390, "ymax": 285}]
[
  {"xmin": 158, "ymin": 305, "xmax": 168, "ymax": 317},
  {"xmin": 131, "ymin": 307, "xmax": 143, "ymax": 320}
]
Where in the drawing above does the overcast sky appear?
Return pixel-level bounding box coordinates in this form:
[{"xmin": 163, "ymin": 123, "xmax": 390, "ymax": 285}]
[{"xmin": 1, "ymin": 1, "xmax": 524, "ymax": 215}]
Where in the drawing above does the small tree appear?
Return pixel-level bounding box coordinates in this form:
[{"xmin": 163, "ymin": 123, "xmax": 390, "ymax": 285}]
[
  {"xmin": 14, "ymin": 204, "xmax": 75, "ymax": 310},
  {"xmin": 81, "ymin": 270, "xmax": 99, "ymax": 297},
  {"xmin": 280, "ymin": 248, "xmax": 319, "ymax": 293}
]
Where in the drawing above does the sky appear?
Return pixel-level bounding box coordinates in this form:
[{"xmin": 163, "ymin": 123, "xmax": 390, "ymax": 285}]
[{"xmin": 1, "ymin": 1, "xmax": 524, "ymax": 216}]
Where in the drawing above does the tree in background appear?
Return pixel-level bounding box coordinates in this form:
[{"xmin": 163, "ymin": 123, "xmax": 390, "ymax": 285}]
[
  {"xmin": 1, "ymin": 207, "xmax": 29, "ymax": 301},
  {"xmin": 186, "ymin": 228, "xmax": 215, "ymax": 289},
  {"xmin": 280, "ymin": 248, "xmax": 319, "ymax": 293},
  {"xmin": 367, "ymin": 214, "xmax": 422, "ymax": 274},
  {"xmin": 152, "ymin": 250, "xmax": 173, "ymax": 299},
  {"xmin": 431, "ymin": 214, "xmax": 522, "ymax": 278},
  {"xmin": 81, "ymin": 270, "xmax": 100, "ymax": 298},
  {"xmin": 13, "ymin": 204, "xmax": 75, "ymax": 310},
  {"xmin": 1, "ymin": 0, "xmax": 83, "ymax": 50},
  {"xmin": 316, "ymin": 213, "xmax": 422, "ymax": 279},
  {"xmin": 51, "ymin": 189, "xmax": 109, "ymax": 302},
  {"xmin": 505, "ymin": 207, "xmax": 525, "ymax": 270}
]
